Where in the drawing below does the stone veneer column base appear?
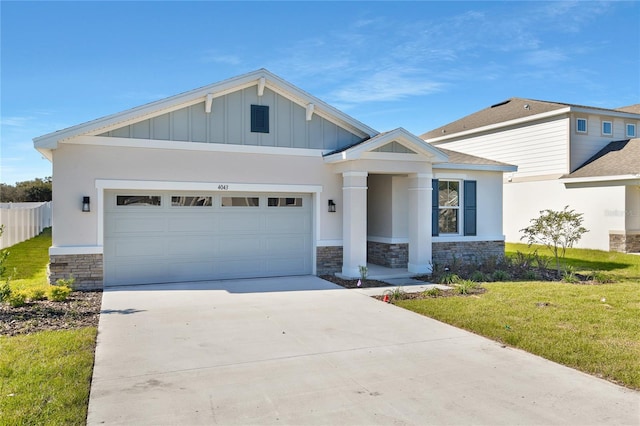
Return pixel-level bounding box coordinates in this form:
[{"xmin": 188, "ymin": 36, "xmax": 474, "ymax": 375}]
[
  {"xmin": 609, "ymin": 232, "xmax": 640, "ymax": 253},
  {"xmin": 432, "ymin": 240, "xmax": 505, "ymax": 266},
  {"xmin": 49, "ymin": 254, "xmax": 103, "ymax": 291},
  {"xmin": 367, "ymin": 241, "xmax": 408, "ymax": 268},
  {"xmin": 316, "ymin": 246, "xmax": 343, "ymax": 275}
]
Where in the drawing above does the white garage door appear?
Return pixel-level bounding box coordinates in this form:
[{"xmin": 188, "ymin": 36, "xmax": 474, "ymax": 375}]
[{"xmin": 104, "ymin": 190, "xmax": 313, "ymax": 286}]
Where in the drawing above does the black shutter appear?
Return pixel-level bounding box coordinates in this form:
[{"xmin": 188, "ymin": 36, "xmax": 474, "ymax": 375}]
[
  {"xmin": 251, "ymin": 105, "xmax": 269, "ymax": 133},
  {"xmin": 432, "ymin": 179, "xmax": 439, "ymax": 236},
  {"xmin": 463, "ymin": 180, "xmax": 477, "ymax": 236}
]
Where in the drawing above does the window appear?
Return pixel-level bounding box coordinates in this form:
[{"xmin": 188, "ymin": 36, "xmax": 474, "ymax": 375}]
[
  {"xmin": 626, "ymin": 123, "xmax": 636, "ymax": 138},
  {"xmin": 432, "ymin": 179, "xmax": 476, "ymax": 236},
  {"xmin": 171, "ymin": 196, "xmax": 212, "ymax": 207},
  {"xmin": 576, "ymin": 118, "xmax": 587, "ymax": 133},
  {"xmin": 116, "ymin": 195, "xmax": 161, "ymax": 206},
  {"xmin": 437, "ymin": 180, "xmax": 460, "ymax": 234},
  {"xmin": 251, "ymin": 105, "xmax": 269, "ymax": 133},
  {"xmin": 221, "ymin": 197, "xmax": 259, "ymax": 207},
  {"xmin": 268, "ymin": 197, "xmax": 303, "ymax": 207},
  {"xmin": 602, "ymin": 121, "xmax": 613, "ymax": 136}
]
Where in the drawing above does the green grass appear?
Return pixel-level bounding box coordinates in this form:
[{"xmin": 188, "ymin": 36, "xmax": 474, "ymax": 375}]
[
  {"xmin": 1, "ymin": 228, "xmax": 51, "ymax": 292},
  {"xmin": 506, "ymin": 242, "xmax": 640, "ymax": 280},
  {"xmin": 399, "ymin": 249, "xmax": 640, "ymax": 389},
  {"xmin": 0, "ymin": 229, "xmax": 97, "ymax": 424},
  {"xmin": 0, "ymin": 328, "xmax": 97, "ymax": 425}
]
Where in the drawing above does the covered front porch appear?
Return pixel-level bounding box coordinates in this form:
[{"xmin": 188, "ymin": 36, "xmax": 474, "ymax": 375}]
[{"xmin": 323, "ymin": 128, "xmax": 449, "ymax": 279}]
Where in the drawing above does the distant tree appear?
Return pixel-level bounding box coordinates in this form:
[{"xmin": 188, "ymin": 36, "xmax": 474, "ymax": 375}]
[
  {"xmin": 520, "ymin": 206, "xmax": 588, "ymax": 275},
  {"xmin": 0, "ymin": 177, "xmax": 52, "ymax": 202}
]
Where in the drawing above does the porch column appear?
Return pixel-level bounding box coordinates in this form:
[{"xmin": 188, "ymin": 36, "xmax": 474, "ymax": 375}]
[
  {"xmin": 408, "ymin": 173, "xmax": 432, "ymax": 274},
  {"xmin": 342, "ymin": 171, "xmax": 368, "ymax": 277}
]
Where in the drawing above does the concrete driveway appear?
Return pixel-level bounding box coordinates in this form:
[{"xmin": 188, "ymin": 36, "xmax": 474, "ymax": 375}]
[{"xmin": 87, "ymin": 276, "xmax": 639, "ymax": 425}]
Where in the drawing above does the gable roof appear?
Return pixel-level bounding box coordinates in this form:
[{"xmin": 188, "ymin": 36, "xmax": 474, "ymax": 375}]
[
  {"xmin": 33, "ymin": 69, "xmax": 378, "ymax": 158},
  {"xmin": 422, "ymin": 97, "xmax": 640, "ymax": 142},
  {"xmin": 323, "ymin": 128, "xmax": 449, "ymax": 163},
  {"xmin": 562, "ymin": 139, "xmax": 640, "ymax": 179},
  {"xmin": 616, "ymin": 104, "xmax": 640, "ymax": 114}
]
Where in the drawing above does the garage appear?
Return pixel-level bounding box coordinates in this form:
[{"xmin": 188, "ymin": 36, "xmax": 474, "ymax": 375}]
[{"xmin": 104, "ymin": 190, "xmax": 313, "ymax": 286}]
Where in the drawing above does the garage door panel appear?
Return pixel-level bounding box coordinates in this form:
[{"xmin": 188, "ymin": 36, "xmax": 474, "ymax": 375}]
[
  {"xmin": 169, "ymin": 261, "xmax": 216, "ymax": 281},
  {"xmin": 109, "ymin": 217, "xmax": 166, "ymax": 234},
  {"xmin": 104, "ymin": 191, "xmax": 313, "ymax": 286},
  {"xmin": 265, "ymin": 236, "xmax": 309, "ymax": 254},
  {"xmin": 167, "ymin": 217, "xmax": 216, "ymax": 233},
  {"xmin": 168, "ymin": 237, "xmax": 217, "ymax": 257},
  {"xmin": 219, "ymin": 214, "xmax": 262, "ymax": 232},
  {"xmin": 217, "ymin": 236, "xmax": 262, "ymax": 256},
  {"xmin": 108, "ymin": 262, "xmax": 171, "ymax": 285},
  {"xmin": 111, "ymin": 239, "xmax": 167, "ymax": 258},
  {"xmin": 265, "ymin": 214, "xmax": 310, "ymax": 233}
]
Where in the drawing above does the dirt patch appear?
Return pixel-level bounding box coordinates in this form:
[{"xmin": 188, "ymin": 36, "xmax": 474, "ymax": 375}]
[{"xmin": 0, "ymin": 291, "xmax": 102, "ymax": 337}]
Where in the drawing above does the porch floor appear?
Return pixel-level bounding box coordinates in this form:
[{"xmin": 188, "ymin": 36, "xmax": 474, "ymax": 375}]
[{"xmin": 335, "ymin": 263, "xmax": 422, "ymax": 281}]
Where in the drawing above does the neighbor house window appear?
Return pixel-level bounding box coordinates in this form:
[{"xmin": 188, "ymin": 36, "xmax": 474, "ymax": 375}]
[
  {"xmin": 221, "ymin": 197, "xmax": 260, "ymax": 207},
  {"xmin": 171, "ymin": 196, "xmax": 212, "ymax": 207},
  {"xmin": 602, "ymin": 121, "xmax": 613, "ymax": 136},
  {"xmin": 250, "ymin": 105, "xmax": 269, "ymax": 133},
  {"xmin": 116, "ymin": 195, "xmax": 161, "ymax": 206},
  {"xmin": 576, "ymin": 118, "xmax": 587, "ymax": 133},
  {"xmin": 626, "ymin": 123, "xmax": 636, "ymax": 138}
]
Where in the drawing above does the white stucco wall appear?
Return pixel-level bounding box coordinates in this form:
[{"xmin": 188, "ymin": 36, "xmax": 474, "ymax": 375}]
[
  {"xmin": 503, "ymin": 179, "xmax": 626, "ymax": 250},
  {"xmin": 51, "ymin": 142, "xmax": 344, "ymax": 248},
  {"xmin": 432, "ymin": 168, "xmax": 506, "ymax": 242}
]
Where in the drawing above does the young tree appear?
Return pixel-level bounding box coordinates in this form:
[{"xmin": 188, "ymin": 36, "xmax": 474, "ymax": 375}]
[{"xmin": 520, "ymin": 206, "xmax": 588, "ymax": 275}]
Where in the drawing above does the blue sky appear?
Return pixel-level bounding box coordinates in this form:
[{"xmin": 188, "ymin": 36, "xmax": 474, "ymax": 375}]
[{"xmin": 1, "ymin": 1, "xmax": 639, "ymax": 184}]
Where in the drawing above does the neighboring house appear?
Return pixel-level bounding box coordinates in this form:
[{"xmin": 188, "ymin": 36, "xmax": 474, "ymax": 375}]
[
  {"xmin": 34, "ymin": 69, "xmax": 515, "ymax": 289},
  {"xmin": 422, "ymin": 98, "xmax": 640, "ymax": 253}
]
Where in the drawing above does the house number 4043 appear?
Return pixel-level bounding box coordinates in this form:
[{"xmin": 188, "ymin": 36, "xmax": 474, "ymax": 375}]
[{"xmin": 217, "ymin": 185, "xmax": 229, "ymax": 190}]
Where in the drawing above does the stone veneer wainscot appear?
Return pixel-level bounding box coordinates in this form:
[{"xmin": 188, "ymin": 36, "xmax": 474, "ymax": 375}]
[
  {"xmin": 609, "ymin": 231, "xmax": 640, "ymax": 253},
  {"xmin": 49, "ymin": 254, "xmax": 103, "ymax": 291},
  {"xmin": 432, "ymin": 240, "xmax": 505, "ymax": 266}
]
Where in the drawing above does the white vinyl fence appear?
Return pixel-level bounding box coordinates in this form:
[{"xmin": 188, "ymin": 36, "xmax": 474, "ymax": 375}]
[{"xmin": 0, "ymin": 202, "xmax": 52, "ymax": 249}]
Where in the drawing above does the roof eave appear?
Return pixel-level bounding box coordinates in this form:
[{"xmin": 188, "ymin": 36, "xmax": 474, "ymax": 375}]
[
  {"xmin": 433, "ymin": 163, "xmax": 518, "ymax": 172},
  {"xmin": 561, "ymin": 174, "xmax": 640, "ymax": 188}
]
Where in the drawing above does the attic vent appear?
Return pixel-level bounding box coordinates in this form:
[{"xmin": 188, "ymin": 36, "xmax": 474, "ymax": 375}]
[{"xmin": 490, "ymin": 100, "xmax": 511, "ymax": 108}]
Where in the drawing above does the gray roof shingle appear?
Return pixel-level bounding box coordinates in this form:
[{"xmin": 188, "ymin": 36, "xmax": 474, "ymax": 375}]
[
  {"xmin": 563, "ymin": 139, "xmax": 640, "ymax": 179},
  {"xmin": 421, "ymin": 98, "xmax": 640, "ymax": 140}
]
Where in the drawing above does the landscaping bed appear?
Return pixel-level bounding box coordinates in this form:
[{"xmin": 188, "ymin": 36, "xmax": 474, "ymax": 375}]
[{"xmin": 0, "ymin": 291, "xmax": 102, "ymax": 336}]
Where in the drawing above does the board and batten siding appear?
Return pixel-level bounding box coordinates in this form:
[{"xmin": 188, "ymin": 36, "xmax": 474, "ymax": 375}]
[
  {"xmin": 569, "ymin": 114, "xmax": 639, "ymax": 172},
  {"xmin": 434, "ymin": 118, "xmax": 569, "ymax": 178},
  {"xmin": 99, "ymin": 87, "xmax": 363, "ymax": 151}
]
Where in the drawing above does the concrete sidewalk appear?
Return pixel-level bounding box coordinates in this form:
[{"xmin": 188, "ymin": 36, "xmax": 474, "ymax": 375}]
[{"xmin": 88, "ymin": 276, "xmax": 639, "ymax": 425}]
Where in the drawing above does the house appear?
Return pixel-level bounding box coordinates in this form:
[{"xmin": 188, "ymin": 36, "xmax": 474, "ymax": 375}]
[
  {"xmin": 422, "ymin": 98, "xmax": 640, "ymax": 253},
  {"xmin": 34, "ymin": 69, "xmax": 515, "ymax": 289}
]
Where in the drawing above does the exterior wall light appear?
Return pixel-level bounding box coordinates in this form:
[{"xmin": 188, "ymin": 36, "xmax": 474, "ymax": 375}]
[
  {"xmin": 328, "ymin": 199, "xmax": 336, "ymax": 213},
  {"xmin": 82, "ymin": 196, "xmax": 91, "ymax": 212}
]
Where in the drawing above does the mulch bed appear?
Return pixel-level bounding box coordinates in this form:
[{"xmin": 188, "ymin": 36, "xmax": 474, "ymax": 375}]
[
  {"xmin": 0, "ymin": 291, "xmax": 102, "ymax": 337},
  {"xmin": 320, "ymin": 275, "xmax": 391, "ymax": 289}
]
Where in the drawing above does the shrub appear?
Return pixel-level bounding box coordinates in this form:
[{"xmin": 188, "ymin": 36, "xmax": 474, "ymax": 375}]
[
  {"xmin": 454, "ymin": 279, "xmax": 479, "ymax": 295},
  {"xmin": 522, "ymin": 270, "xmax": 539, "ymax": 281},
  {"xmin": 384, "ymin": 287, "xmax": 408, "ymax": 302},
  {"xmin": 439, "ymin": 272, "xmax": 460, "ymax": 285},
  {"xmin": 0, "ymin": 279, "xmax": 11, "ymax": 302},
  {"xmin": 8, "ymin": 291, "xmax": 27, "ymax": 307},
  {"xmin": 562, "ymin": 266, "xmax": 579, "ymax": 284},
  {"xmin": 590, "ymin": 271, "xmax": 616, "ymax": 284},
  {"xmin": 29, "ymin": 287, "xmax": 48, "ymax": 301},
  {"xmin": 48, "ymin": 285, "xmax": 72, "ymax": 302},
  {"xmin": 492, "ymin": 270, "xmax": 510, "ymax": 281},
  {"xmin": 55, "ymin": 275, "xmax": 75, "ymax": 288},
  {"xmin": 470, "ymin": 270, "xmax": 490, "ymax": 282},
  {"xmin": 423, "ymin": 287, "xmax": 442, "ymax": 298}
]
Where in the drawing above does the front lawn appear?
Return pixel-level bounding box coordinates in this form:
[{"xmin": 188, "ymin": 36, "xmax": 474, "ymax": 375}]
[
  {"xmin": 398, "ymin": 244, "xmax": 640, "ymax": 390},
  {"xmin": 0, "ymin": 229, "xmax": 98, "ymax": 424}
]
